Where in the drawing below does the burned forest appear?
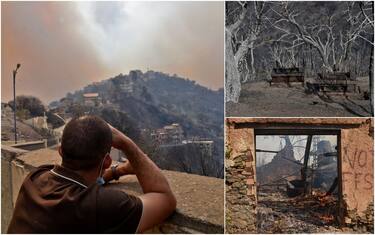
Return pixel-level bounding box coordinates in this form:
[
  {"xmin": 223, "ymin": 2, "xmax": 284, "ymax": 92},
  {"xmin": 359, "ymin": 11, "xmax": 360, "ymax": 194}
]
[{"xmin": 226, "ymin": 1, "xmax": 374, "ymax": 117}]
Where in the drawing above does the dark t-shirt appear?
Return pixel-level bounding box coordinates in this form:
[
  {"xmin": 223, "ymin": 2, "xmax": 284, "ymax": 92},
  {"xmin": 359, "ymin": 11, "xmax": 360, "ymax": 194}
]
[{"xmin": 7, "ymin": 165, "xmax": 143, "ymax": 233}]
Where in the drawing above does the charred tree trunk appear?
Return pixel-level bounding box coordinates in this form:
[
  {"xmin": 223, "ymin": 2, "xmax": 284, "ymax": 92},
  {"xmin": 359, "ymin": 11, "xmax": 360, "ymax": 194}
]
[
  {"xmin": 370, "ymin": 35, "xmax": 373, "ymax": 115},
  {"xmin": 249, "ymin": 41, "xmax": 256, "ymax": 81},
  {"xmin": 225, "ymin": 31, "xmax": 241, "ymax": 103},
  {"xmin": 310, "ymin": 45, "xmax": 314, "ymax": 76}
]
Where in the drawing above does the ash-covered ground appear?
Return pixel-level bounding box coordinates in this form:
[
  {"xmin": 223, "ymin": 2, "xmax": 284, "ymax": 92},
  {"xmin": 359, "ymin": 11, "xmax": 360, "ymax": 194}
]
[
  {"xmin": 256, "ymin": 187, "xmax": 363, "ymax": 233},
  {"xmin": 226, "ymin": 78, "xmax": 372, "ymax": 117}
]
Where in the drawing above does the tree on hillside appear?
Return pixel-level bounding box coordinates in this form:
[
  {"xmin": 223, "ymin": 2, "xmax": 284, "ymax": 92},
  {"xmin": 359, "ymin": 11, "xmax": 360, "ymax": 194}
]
[
  {"xmin": 68, "ymin": 103, "xmax": 87, "ymax": 117},
  {"xmin": 8, "ymin": 95, "xmax": 46, "ymax": 119}
]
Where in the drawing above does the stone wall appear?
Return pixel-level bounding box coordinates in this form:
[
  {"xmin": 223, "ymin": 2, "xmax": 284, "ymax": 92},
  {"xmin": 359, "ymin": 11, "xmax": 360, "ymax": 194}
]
[
  {"xmin": 1, "ymin": 146, "xmax": 27, "ymax": 232},
  {"xmin": 225, "ymin": 118, "xmax": 374, "ymax": 233},
  {"xmin": 225, "ymin": 123, "xmax": 257, "ymax": 233},
  {"xmin": 1, "ymin": 147, "xmax": 224, "ymax": 234}
]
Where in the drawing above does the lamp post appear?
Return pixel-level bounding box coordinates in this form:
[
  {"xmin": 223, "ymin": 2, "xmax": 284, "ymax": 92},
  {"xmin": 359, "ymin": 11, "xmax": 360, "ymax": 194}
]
[{"xmin": 13, "ymin": 63, "xmax": 21, "ymax": 144}]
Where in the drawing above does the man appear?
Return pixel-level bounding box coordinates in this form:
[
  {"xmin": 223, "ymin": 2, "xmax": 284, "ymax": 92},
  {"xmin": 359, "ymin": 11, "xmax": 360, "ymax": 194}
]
[{"xmin": 8, "ymin": 116, "xmax": 176, "ymax": 233}]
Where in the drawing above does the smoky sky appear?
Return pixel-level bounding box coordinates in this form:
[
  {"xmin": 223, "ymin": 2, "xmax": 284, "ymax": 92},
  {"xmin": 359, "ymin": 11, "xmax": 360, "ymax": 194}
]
[{"xmin": 1, "ymin": 1, "xmax": 224, "ymax": 103}]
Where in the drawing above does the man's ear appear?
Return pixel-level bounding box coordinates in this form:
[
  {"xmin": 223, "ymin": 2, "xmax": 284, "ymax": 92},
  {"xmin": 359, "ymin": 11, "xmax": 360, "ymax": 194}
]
[
  {"xmin": 103, "ymin": 154, "xmax": 112, "ymax": 170},
  {"xmin": 58, "ymin": 146, "xmax": 63, "ymax": 157}
]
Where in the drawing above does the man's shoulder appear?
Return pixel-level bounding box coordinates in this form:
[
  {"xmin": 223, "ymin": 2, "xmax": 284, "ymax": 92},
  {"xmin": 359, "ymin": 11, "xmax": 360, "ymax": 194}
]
[
  {"xmin": 25, "ymin": 164, "xmax": 54, "ymax": 180},
  {"xmin": 30, "ymin": 164, "xmax": 54, "ymax": 173}
]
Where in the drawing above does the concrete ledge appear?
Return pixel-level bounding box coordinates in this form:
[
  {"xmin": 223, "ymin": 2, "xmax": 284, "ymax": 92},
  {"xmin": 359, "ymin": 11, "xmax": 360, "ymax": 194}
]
[
  {"xmin": 10, "ymin": 140, "xmax": 46, "ymax": 151},
  {"xmin": 110, "ymin": 171, "xmax": 224, "ymax": 233},
  {"xmin": 1, "ymin": 145, "xmax": 28, "ymax": 161},
  {"xmin": 2, "ymin": 148, "xmax": 224, "ymax": 233}
]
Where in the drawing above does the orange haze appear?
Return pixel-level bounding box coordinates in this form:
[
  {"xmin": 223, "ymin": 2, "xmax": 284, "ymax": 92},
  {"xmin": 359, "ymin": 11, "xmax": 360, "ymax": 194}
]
[{"xmin": 1, "ymin": 1, "xmax": 224, "ymax": 103}]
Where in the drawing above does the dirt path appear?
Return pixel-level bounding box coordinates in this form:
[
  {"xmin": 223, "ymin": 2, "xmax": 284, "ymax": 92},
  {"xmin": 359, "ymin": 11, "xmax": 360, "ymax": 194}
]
[{"xmin": 226, "ymin": 81, "xmax": 372, "ymax": 117}]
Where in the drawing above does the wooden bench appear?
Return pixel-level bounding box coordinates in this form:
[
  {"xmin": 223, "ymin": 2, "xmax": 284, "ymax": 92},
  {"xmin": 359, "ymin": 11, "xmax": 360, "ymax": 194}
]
[
  {"xmin": 270, "ymin": 67, "xmax": 305, "ymax": 86},
  {"xmin": 316, "ymin": 72, "xmax": 357, "ymax": 93}
]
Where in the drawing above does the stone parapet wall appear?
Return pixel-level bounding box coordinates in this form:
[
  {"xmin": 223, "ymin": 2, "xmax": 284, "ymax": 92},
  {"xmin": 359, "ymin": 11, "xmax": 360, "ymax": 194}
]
[
  {"xmin": 1, "ymin": 146, "xmax": 28, "ymax": 233},
  {"xmin": 1, "ymin": 147, "xmax": 223, "ymax": 234}
]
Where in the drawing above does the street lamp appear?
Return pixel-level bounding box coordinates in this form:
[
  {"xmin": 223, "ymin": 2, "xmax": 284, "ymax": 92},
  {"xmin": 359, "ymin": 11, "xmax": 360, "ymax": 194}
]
[{"xmin": 13, "ymin": 63, "xmax": 21, "ymax": 144}]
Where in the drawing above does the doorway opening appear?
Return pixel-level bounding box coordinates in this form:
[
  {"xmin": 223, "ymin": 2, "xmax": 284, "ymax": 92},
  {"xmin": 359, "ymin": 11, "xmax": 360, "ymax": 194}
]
[{"xmin": 255, "ymin": 129, "xmax": 341, "ymax": 233}]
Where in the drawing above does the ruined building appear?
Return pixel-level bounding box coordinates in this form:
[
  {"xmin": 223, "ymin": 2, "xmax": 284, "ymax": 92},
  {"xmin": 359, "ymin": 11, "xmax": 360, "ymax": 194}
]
[
  {"xmin": 151, "ymin": 123, "xmax": 184, "ymax": 145},
  {"xmin": 226, "ymin": 118, "xmax": 373, "ymax": 233},
  {"xmin": 82, "ymin": 93, "xmax": 101, "ymax": 107}
]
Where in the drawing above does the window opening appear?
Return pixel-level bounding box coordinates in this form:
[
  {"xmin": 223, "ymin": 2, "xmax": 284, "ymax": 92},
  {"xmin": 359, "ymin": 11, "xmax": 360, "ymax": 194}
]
[{"xmin": 256, "ymin": 134, "xmax": 340, "ymax": 233}]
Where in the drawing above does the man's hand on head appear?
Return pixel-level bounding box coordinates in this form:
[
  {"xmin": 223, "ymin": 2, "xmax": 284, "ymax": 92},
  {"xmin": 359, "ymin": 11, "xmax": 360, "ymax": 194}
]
[
  {"xmin": 104, "ymin": 122, "xmax": 176, "ymax": 232},
  {"xmin": 107, "ymin": 123, "xmax": 140, "ymax": 159},
  {"xmin": 107, "ymin": 124, "xmax": 127, "ymax": 150}
]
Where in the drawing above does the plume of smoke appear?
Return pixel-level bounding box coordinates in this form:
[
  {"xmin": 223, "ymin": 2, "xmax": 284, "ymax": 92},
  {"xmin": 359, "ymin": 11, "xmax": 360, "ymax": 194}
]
[
  {"xmin": 2, "ymin": 1, "xmax": 223, "ymax": 103},
  {"xmin": 2, "ymin": 2, "xmax": 109, "ymax": 103}
]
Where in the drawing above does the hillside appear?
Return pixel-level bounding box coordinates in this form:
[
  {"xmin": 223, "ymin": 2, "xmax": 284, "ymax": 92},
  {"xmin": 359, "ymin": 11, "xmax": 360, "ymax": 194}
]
[
  {"xmin": 50, "ymin": 70, "xmax": 224, "ymax": 177},
  {"xmin": 56, "ymin": 70, "xmax": 223, "ymax": 139}
]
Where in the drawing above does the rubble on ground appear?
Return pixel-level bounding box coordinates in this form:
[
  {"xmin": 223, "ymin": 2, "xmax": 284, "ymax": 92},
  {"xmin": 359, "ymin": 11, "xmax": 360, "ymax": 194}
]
[{"xmin": 257, "ymin": 187, "xmax": 371, "ymax": 233}]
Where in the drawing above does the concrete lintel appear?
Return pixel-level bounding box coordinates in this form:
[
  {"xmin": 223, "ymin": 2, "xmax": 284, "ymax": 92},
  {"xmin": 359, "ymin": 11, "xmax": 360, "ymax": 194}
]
[
  {"xmin": 236, "ymin": 122, "xmax": 361, "ymax": 131},
  {"xmin": 227, "ymin": 118, "xmax": 369, "ymax": 126}
]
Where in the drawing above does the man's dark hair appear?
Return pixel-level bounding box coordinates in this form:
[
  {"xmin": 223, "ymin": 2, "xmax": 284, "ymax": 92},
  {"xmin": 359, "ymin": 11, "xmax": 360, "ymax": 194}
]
[{"xmin": 61, "ymin": 116, "xmax": 112, "ymax": 170}]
